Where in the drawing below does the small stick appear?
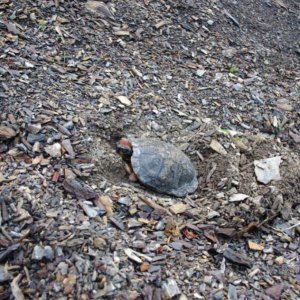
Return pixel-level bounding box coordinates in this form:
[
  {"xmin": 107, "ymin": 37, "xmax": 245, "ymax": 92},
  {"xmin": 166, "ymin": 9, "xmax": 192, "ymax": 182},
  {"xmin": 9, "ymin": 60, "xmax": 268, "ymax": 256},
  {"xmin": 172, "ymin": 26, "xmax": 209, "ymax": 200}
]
[{"xmin": 139, "ymin": 196, "xmax": 172, "ymax": 216}]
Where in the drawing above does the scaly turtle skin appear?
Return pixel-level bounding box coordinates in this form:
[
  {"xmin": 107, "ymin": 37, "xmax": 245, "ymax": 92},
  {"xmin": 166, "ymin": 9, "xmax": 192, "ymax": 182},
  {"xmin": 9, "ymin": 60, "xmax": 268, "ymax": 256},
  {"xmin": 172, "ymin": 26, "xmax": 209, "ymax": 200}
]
[{"xmin": 116, "ymin": 138, "xmax": 198, "ymax": 197}]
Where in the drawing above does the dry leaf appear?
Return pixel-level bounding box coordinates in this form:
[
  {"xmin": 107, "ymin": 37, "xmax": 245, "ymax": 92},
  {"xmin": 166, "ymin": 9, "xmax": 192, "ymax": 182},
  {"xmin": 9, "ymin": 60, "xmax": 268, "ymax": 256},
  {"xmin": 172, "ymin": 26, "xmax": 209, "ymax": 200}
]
[
  {"xmin": 85, "ymin": 1, "xmax": 115, "ymax": 20},
  {"xmin": 10, "ymin": 275, "xmax": 25, "ymax": 300},
  {"xmin": 210, "ymin": 139, "xmax": 227, "ymax": 155},
  {"xmin": 98, "ymin": 195, "xmax": 113, "ymax": 215},
  {"xmin": 140, "ymin": 262, "xmax": 150, "ymax": 272},
  {"xmin": 0, "ymin": 125, "xmax": 16, "ymax": 139}
]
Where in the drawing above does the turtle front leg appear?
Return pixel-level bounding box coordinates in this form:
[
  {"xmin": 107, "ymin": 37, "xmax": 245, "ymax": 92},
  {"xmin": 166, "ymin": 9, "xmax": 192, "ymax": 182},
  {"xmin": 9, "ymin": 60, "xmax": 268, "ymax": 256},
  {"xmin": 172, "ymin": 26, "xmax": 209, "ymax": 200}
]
[
  {"xmin": 129, "ymin": 172, "xmax": 138, "ymax": 182},
  {"xmin": 124, "ymin": 163, "xmax": 138, "ymax": 182}
]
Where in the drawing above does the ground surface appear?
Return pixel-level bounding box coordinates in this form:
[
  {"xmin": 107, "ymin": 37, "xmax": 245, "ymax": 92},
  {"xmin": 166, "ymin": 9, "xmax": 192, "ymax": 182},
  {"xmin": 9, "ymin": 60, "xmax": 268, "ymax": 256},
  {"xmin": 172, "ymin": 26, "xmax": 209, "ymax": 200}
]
[{"xmin": 0, "ymin": 0, "xmax": 300, "ymax": 299}]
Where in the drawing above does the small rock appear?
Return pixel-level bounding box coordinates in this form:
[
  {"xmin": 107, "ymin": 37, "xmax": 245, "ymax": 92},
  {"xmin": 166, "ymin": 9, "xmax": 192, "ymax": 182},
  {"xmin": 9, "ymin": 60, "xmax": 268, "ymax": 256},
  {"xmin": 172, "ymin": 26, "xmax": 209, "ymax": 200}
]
[
  {"xmin": 228, "ymin": 284, "xmax": 238, "ymax": 300},
  {"xmin": 118, "ymin": 196, "xmax": 132, "ymax": 206},
  {"xmin": 223, "ymin": 248, "xmax": 252, "ymax": 267},
  {"xmin": 140, "ymin": 262, "xmax": 149, "ymax": 272},
  {"xmin": 222, "ymin": 47, "xmax": 237, "ymax": 58},
  {"xmin": 128, "ymin": 219, "xmax": 143, "ymax": 229},
  {"xmin": 43, "ymin": 246, "xmax": 54, "ymax": 261},
  {"xmin": 63, "ymin": 179, "xmax": 98, "ymax": 200},
  {"xmin": 0, "ymin": 143, "xmax": 8, "ymax": 153},
  {"xmin": 45, "ymin": 143, "xmax": 62, "ymax": 158},
  {"xmin": 207, "ymin": 20, "xmax": 214, "ymax": 26},
  {"xmin": 195, "ymin": 69, "xmax": 206, "ymax": 77},
  {"xmin": 275, "ymin": 256, "xmax": 285, "ymax": 265},
  {"xmin": 207, "ymin": 211, "xmax": 220, "ymax": 219},
  {"xmin": 150, "ymin": 121, "xmax": 162, "ymax": 131},
  {"xmin": 79, "ymin": 202, "xmax": 98, "ymax": 218},
  {"xmin": 233, "ymin": 83, "xmax": 243, "ymax": 91},
  {"xmin": 156, "ymin": 219, "xmax": 165, "ymax": 230},
  {"xmin": 212, "ymin": 290, "xmax": 224, "ymax": 300},
  {"xmin": 27, "ymin": 133, "xmax": 46, "ymax": 144},
  {"xmin": 132, "ymin": 240, "xmax": 146, "ymax": 249},
  {"xmin": 32, "ymin": 245, "xmax": 44, "ymax": 261},
  {"xmin": 116, "ymin": 96, "xmax": 131, "ymax": 106},
  {"xmin": 124, "ymin": 248, "xmax": 142, "ymax": 263},
  {"xmin": 265, "ymin": 283, "xmax": 287, "ymax": 300},
  {"xmin": 57, "ymin": 262, "xmax": 69, "ymax": 275},
  {"xmin": 0, "ymin": 266, "xmax": 11, "ymax": 283},
  {"xmin": 32, "ymin": 245, "xmax": 54, "ymax": 261},
  {"xmin": 0, "ymin": 125, "xmax": 16, "ymax": 139},
  {"xmin": 254, "ymin": 156, "xmax": 282, "ymax": 184},
  {"xmin": 162, "ymin": 279, "xmax": 181, "ymax": 299},
  {"xmin": 248, "ymin": 240, "xmax": 264, "ymax": 251},
  {"xmin": 276, "ymin": 98, "xmax": 293, "ymax": 111},
  {"xmin": 61, "ymin": 139, "xmax": 75, "ymax": 158},
  {"xmin": 215, "ymin": 73, "xmax": 223, "ymax": 81},
  {"xmin": 169, "ymin": 203, "xmax": 187, "ymax": 214},
  {"xmin": 27, "ymin": 123, "xmax": 42, "ymax": 134},
  {"xmin": 210, "ymin": 139, "xmax": 227, "ymax": 155},
  {"xmin": 229, "ymin": 193, "xmax": 249, "ymax": 202},
  {"xmin": 94, "ymin": 237, "xmax": 107, "ymax": 250},
  {"xmin": 170, "ymin": 242, "xmax": 183, "ymax": 251}
]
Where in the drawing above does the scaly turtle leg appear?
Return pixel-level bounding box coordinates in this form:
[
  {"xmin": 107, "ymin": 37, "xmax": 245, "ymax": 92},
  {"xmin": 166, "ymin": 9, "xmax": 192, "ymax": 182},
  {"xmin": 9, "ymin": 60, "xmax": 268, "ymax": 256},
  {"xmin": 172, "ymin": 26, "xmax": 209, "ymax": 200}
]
[{"xmin": 124, "ymin": 162, "xmax": 138, "ymax": 182}]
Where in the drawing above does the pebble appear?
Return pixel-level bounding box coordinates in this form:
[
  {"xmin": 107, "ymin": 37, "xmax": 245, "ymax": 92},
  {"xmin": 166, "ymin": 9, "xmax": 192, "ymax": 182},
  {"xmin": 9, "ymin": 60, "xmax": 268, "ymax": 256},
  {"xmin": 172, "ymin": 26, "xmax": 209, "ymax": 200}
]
[
  {"xmin": 132, "ymin": 240, "xmax": 146, "ymax": 249},
  {"xmin": 94, "ymin": 237, "xmax": 107, "ymax": 249},
  {"xmin": 0, "ymin": 266, "xmax": 10, "ymax": 283},
  {"xmin": 148, "ymin": 265, "xmax": 161, "ymax": 273},
  {"xmin": 170, "ymin": 242, "xmax": 183, "ymax": 251},
  {"xmin": 28, "ymin": 123, "xmax": 42, "ymax": 134},
  {"xmin": 207, "ymin": 20, "xmax": 214, "ymax": 26},
  {"xmin": 57, "ymin": 262, "xmax": 69, "ymax": 275},
  {"xmin": 45, "ymin": 143, "xmax": 62, "ymax": 157},
  {"xmin": 27, "ymin": 133, "xmax": 46, "ymax": 144},
  {"xmin": 228, "ymin": 284, "xmax": 238, "ymax": 300},
  {"xmin": 118, "ymin": 196, "xmax": 132, "ymax": 206},
  {"xmin": 195, "ymin": 69, "xmax": 206, "ymax": 77},
  {"xmin": 32, "ymin": 245, "xmax": 54, "ymax": 261},
  {"xmin": 44, "ymin": 246, "xmax": 54, "ymax": 260},
  {"xmin": 128, "ymin": 219, "xmax": 143, "ymax": 229},
  {"xmin": 150, "ymin": 121, "xmax": 162, "ymax": 131},
  {"xmin": 156, "ymin": 219, "xmax": 165, "ymax": 230},
  {"xmin": 32, "ymin": 245, "xmax": 44, "ymax": 260},
  {"xmin": 79, "ymin": 202, "xmax": 99, "ymax": 218},
  {"xmin": 233, "ymin": 83, "xmax": 243, "ymax": 91},
  {"xmin": 212, "ymin": 290, "xmax": 224, "ymax": 300},
  {"xmin": 162, "ymin": 279, "xmax": 181, "ymax": 299},
  {"xmin": 207, "ymin": 211, "xmax": 220, "ymax": 219}
]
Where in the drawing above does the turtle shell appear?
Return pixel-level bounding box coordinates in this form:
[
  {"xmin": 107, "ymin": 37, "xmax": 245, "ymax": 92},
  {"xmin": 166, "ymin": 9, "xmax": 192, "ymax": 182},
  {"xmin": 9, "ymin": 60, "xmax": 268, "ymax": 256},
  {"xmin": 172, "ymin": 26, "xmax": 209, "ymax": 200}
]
[{"xmin": 130, "ymin": 138, "xmax": 198, "ymax": 197}]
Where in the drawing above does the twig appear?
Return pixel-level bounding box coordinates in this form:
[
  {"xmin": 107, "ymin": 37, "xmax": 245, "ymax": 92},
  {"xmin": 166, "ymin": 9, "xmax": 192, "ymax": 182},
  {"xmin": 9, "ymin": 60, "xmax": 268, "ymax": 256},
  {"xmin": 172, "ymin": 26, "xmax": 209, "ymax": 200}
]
[
  {"xmin": 285, "ymin": 221, "xmax": 300, "ymax": 230},
  {"xmin": 11, "ymin": 274, "xmax": 25, "ymax": 300},
  {"xmin": 139, "ymin": 196, "xmax": 172, "ymax": 216},
  {"xmin": 206, "ymin": 162, "xmax": 217, "ymax": 182}
]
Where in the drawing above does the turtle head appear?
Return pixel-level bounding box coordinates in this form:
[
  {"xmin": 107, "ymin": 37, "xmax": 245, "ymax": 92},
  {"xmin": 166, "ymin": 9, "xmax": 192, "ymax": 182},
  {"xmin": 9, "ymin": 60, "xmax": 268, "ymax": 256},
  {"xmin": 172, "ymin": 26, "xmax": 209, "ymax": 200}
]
[{"xmin": 116, "ymin": 138, "xmax": 133, "ymax": 161}]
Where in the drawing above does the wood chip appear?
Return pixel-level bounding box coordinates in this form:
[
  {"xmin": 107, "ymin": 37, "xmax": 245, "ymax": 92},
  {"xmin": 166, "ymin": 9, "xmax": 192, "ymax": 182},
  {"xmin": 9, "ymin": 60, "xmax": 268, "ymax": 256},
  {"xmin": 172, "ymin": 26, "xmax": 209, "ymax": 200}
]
[
  {"xmin": 0, "ymin": 125, "xmax": 16, "ymax": 139},
  {"xmin": 210, "ymin": 139, "xmax": 227, "ymax": 155},
  {"xmin": 10, "ymin": 274, "xmax": 25, "ymax": 300},
  {"xmin": 169, "ymin": 203, "xmax": 187, "ymax": 214},
  {"xmin": 116, "ymin": 95, "xmax": 132, "ymax": 106},
  {"xmin": 98, "ymin": 195, "xmax": 113, "ymax": 215},
  {"xmin": 229, "ymin": 193, "xmax": 250, "ymax": 202},
  {"xmin": 124, "ymin": 248, "xmax": 142, "ymax": 263},
  {"xmin": 248, "ymin": 240, "xmax": 264, "ymax": 251}
]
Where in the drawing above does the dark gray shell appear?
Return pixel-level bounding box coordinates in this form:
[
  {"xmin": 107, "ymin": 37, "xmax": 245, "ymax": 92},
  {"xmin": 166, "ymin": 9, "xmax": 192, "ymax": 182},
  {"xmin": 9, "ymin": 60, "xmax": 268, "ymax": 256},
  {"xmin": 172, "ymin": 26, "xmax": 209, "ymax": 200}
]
[{"xmin": 131, "ymin": 138, "xmax": 198, "ymax": 197}]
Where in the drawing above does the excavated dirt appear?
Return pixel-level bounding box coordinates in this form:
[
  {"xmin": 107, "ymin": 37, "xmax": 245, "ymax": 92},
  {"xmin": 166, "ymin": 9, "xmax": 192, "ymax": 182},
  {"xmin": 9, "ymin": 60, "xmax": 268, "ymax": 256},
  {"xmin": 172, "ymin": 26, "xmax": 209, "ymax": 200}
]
[{"xmin": 0, "ymin": 0, "xmax": 299, "ymax": 299}]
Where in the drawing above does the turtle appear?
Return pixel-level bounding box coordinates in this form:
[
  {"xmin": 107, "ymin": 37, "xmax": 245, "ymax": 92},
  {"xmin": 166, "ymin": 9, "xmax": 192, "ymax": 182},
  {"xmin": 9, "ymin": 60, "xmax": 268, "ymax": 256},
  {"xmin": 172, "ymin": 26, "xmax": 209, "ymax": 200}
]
[{"xmin": 116, "ymin": 137, "xmax": 198, "ymax": 197}]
